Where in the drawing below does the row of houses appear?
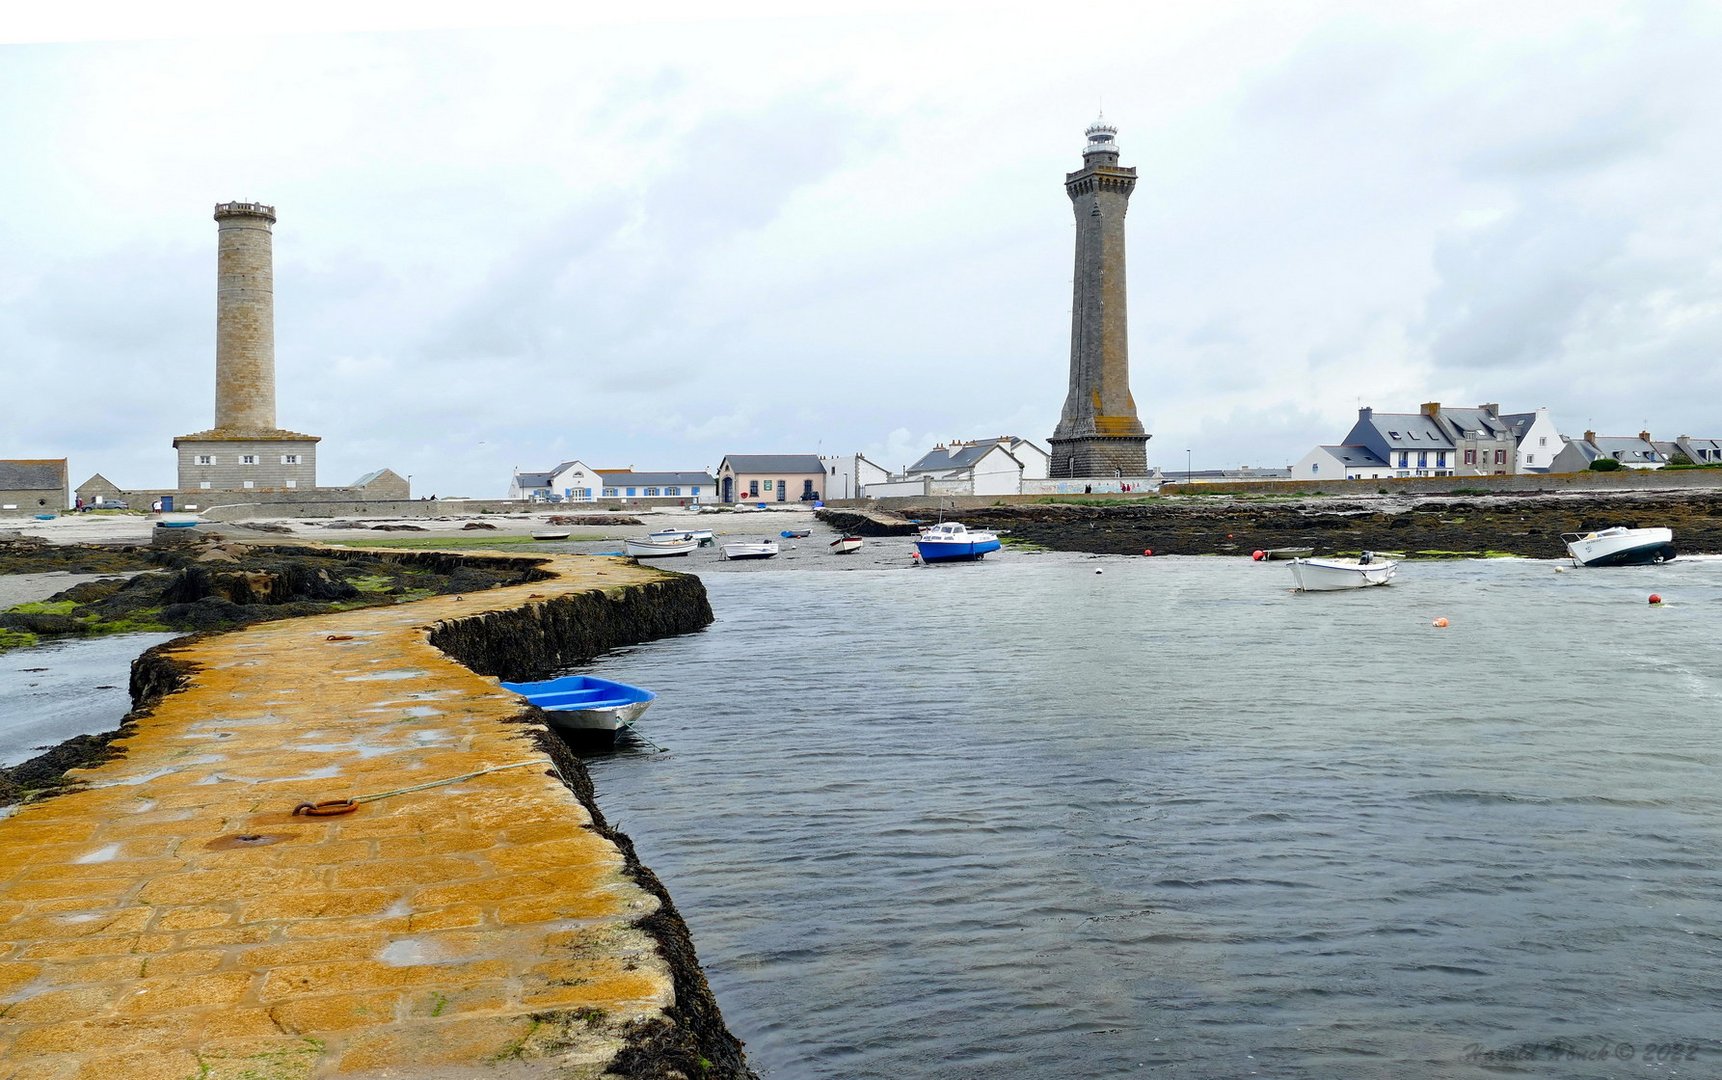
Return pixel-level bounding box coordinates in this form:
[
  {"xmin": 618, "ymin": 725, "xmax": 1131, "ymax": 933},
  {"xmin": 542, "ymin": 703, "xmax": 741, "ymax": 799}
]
[
  {"xmin": 509, "ymin": 437, "xmax": 1061, "ymax": 505},
  {"xmin": 1295, "ymin": 403, "xmax": 1721, "ymax": 480}
]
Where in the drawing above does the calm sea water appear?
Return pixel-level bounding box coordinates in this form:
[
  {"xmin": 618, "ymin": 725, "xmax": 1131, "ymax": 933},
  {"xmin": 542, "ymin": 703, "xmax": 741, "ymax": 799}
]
[
  {"xmin": 584, "ymin": 551, "xmax": 1722, "ymax": 1079},
  {"xmin": 0, "ymin": 633, "xmax": 180, "ymax": 766}
]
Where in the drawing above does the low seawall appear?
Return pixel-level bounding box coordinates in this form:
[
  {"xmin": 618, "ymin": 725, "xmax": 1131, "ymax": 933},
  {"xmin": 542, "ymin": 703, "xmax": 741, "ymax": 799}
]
[{"xmin": 0, "ymin": 554, "xmax": 753, "ymax": 1079}]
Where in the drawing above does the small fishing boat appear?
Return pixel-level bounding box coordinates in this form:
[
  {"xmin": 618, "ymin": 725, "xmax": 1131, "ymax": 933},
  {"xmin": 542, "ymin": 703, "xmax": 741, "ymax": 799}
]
[
  {"xmin": 622, "ymin": 536, "xmax": 698, "ymax": 558},
  {"xmin": 532, "ymin": 531, "xmax": 571, "ymax": 541},
  {"xmin": 499, "ymin": 673, "xmax": 656, "ymax": 742},
  {"xmin": 1264, "ymin": 547, "xmax": 1313, "ymax": 560},
  {"xmin": 155, "ymin": 520, "xmax": 200, "ymax": 529},
  {"xmin": 780, "ymin": 529, "xmax": 811, "ymax": 539},
  {"xmin": 648, "ymin": 528, "xmax": 715, "ymax": 546},
  {"xmin": 830, "ymin": 536, "xmax": 864, "ymax": 554},
  {"xmin": 915, "ymin": 521, "xmax": 1001, "ymax": 562},
  {"xmin": 1561, "ymin": 526, "xmax": 1675, "ymax": 567},
  {"xmin": 32, "ymin": 514, "xmax": 56, "ymax": 521},
  {"xmin": 722, "ymin": 539, "xmax": 779, "ymax": 560},
  {"xmin": 1288, "ymin": 552, "xmax": 1397, "ymax": 591}
]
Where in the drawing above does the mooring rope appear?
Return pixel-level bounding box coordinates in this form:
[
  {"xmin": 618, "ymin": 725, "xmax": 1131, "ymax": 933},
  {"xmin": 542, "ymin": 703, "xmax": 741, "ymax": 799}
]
[{"xmin": 292, "ymin": 759, "xmax": 551, "ymax": 816}]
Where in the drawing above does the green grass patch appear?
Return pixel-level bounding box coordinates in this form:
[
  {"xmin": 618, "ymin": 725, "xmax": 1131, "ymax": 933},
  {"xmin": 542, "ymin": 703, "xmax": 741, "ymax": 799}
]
[
  {"xmin": 346, "ymin": 574, "xmax": 395, "ymax": 593},
  {"xmin": 6, "ymin": 600, "xmax": 78, "ymax": 616},
  {"xmin": 324, "ymin": 534, "xmax": 603, "ymax": 550},
  {"xmin": 0, "ymin": 628, "xmax": 40, "ymax": 651}
]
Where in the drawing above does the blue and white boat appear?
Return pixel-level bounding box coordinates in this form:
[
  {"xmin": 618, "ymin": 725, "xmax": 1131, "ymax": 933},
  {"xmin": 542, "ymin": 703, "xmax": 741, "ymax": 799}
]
[
  {"xmin": 915, "ymin": 521, "xmax": 1001, "ymax": 562},
  {"xmin": 499, "ymin": 673, "xmax": 657, "ymax": 741}
]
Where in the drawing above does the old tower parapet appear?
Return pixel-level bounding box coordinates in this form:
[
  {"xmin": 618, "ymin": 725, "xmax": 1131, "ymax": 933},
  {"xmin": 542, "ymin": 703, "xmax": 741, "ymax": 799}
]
[{"xmin": 1048, "ymin": 119, "xmax": 1151, "ymax": 478}]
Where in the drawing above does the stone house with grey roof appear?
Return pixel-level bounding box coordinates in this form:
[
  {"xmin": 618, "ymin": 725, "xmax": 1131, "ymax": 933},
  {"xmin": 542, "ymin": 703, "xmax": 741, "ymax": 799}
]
[
  {"xmin": 716, "ymin": 454, "xmax": 825, "ymax": 504},
  {"xmin": 0, "ymin": 459, "xmax": 68, "ymax": 514},
  {"xmin": 903, "ymin": 436, "xmax": 1051, "ymax": 497},
  {"xmin": 1550, "ymin": 431, "xmax": 1666, "ymax": 472}
]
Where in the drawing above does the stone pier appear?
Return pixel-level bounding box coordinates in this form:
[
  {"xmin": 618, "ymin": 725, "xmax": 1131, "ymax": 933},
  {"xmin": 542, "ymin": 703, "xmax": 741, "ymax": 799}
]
[{"xmin": 0, "ymin": 554, "xmax": 750, "ymax": 1079}]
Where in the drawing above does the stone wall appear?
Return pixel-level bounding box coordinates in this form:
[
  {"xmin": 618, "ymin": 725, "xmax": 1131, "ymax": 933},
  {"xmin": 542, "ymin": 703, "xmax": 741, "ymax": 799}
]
[
  {"xmin": 1156, "ymin": 469, "xmax": 1722, "ymax": 497},
  {"xmin": 175, "ymin": 436, "xmax": 318, "ymax": 492},
  {"xmin": 0, "ymin": 490, "xmax": 63, "ymax": 514}
]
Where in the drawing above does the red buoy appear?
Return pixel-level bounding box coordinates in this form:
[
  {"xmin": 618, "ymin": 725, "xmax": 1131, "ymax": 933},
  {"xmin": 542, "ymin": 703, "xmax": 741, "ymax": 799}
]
[
  {"xmin": 1142, "ymin": 548, "xmax": 1153, "ymax": 557},
  {"xmin": 1649, "ymin": 593, "xmax": 1662, "ymax": 605},
  {"xmin": 1251, "ymin": 550, "xmax": 1265, "ymax": 561}
]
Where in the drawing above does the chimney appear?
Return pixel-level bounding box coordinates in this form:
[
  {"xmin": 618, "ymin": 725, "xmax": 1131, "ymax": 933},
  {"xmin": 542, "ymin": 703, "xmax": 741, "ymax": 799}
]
[
  {"xmin": 1584, "ymin": 430, "xmax": 1597, "ymax": 444},
  {"xmin": 1359, "ymin": 406, "xmax": 1373, "ymax": 420},
  {"xmin": 1421, "ymin": 402, "xmax": 1440, "ymax": 417},
  {"xmin": 1481, "ymin": 403, "xmax": 1500, "ymax": 417},
  {"xmin": 1638, "ymin": 430, "xmax": 1651, "ymax": 443}
]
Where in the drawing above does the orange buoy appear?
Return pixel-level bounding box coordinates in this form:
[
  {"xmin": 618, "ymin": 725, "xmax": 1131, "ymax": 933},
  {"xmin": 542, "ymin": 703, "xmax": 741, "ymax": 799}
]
[
  {"xmin": 1251, "ymin": 550, "xmax": 1265, "ymax": 561},
  {"xmin": 1432, "ymin": 617, "xmax": 1449, "ymax": 628},
  {"xmin": 1649, "ymin": 593, "xmax": 1663, "ymax": 605}
]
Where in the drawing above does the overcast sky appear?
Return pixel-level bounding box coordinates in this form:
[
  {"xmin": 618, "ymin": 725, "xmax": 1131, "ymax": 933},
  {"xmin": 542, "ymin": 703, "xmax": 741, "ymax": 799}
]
[{"xmin": 4, "ymin": 2, "xmax": 1720, "ymax": 496}]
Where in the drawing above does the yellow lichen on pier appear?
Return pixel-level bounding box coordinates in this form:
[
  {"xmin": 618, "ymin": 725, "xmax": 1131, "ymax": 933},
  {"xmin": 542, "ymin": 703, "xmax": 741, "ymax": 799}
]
[{"xmin": 0, "ymin": 555, "xmax": 677, "ymax": 1079}]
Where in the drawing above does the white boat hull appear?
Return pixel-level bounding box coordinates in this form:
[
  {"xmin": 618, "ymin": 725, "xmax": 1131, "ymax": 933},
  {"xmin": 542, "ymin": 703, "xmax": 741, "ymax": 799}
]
[
  {"xmin": 722, "ymin": 541, "xmax": 779, "ymax": 560},
  {"xmin": 648, "ymin": 528, "xmax": 715, "ymax": 545},
  {"xmin": 623, "ymin": 537, "xmax": 698, "ymax": 558},
  {"xmin": 1562, "ymin": 527, "xmax": 1675, "ymax": 567},
  {"xmin": 830, "ymin": 537, "xmax": 863, "ymax": 554},
  {"xmin": 1289, "ymin": 557, "xmax": 1397, "ymax": 591}
]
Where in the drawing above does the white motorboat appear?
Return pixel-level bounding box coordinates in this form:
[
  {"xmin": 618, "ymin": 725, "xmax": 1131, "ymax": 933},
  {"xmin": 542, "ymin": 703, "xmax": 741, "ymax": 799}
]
[
  {"xmin": 623, "ymin": 536, "xmax": 698, "ymax": 558},
  {"xmin": 1561, "ymin": 526, "xmax": 1675, "ymax": 567},
  {"xmin": 648, "ymin": 527, "xmax": 715, "ymax": 546},
  {"xmin": 721, "ymin": 540, "xmax": 779, "ymax": 560},
  {"xmin": 1288, "ymin": 552, "xmax": 1397, "ymax": 591},
  {"xmin": 914, "ymin": 522, "xmax": 1001, "ymax": 562}
]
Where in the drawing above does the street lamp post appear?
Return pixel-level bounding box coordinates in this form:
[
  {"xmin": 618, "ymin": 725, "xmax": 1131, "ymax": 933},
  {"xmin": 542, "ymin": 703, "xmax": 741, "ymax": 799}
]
[{"xmin": 1186, "ymin": 450, "xmax": 1192, "ymax": 485}]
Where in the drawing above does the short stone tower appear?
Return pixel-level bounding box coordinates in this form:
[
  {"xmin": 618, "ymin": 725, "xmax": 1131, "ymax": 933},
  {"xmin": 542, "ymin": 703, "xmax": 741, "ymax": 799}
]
[
  {"xmin": 1049, "ymin": 118, "xmax": 1151, "ymax": 478},
  {"xmin": 173, "ymin": 202, "xmax": 320, "ymax": 495}
]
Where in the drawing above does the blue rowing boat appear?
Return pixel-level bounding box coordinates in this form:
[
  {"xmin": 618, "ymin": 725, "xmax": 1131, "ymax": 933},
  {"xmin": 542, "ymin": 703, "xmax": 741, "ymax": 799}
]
[{"xmin": 499, "ymin": 674, "xmax": 656, "ymax": 741}]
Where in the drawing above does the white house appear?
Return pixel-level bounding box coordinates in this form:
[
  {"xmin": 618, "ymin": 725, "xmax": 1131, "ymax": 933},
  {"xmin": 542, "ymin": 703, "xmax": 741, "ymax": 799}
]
[
  {"xmin": 1499, "ymin": 408, "xmax": 1562, "ymax": 473},
  {"xmin": 509, "ymin": 460, "xmax": 604, "ymax": 502},
  {"xmin": 1292, "ymin": 445, "xmax": 1394, "ymax": 481},
  {"xmin": 902, "ymin": 436, "xmax": 1051, "ymax": 497},
  {"xmin": 819, "ymin": 453, "xmax": 891, "ymax": 501}
]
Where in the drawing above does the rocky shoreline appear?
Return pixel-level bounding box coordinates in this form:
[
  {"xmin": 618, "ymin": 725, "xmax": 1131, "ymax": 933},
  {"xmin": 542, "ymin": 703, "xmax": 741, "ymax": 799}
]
[{"xmin": 832, "ymin": 490, "xmax": 1722, "ymax": 559}]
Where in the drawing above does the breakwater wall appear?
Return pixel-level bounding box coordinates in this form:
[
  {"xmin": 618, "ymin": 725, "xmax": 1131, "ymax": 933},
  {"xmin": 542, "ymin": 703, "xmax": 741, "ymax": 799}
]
[{"xmin": 0, "ymin": 554, "xmax": 755, "ymax": 1079}]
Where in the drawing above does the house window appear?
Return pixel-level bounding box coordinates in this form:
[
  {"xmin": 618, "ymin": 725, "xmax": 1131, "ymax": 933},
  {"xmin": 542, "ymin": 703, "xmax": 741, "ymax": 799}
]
[
  {"xmin": 1495, "ymin": 449, "xmax": 1506, "ymax": 464},
  {"xmin": 199, "ymin": 481, "xmax": 211, "ymax": 489},
  {"xmin": 748, "ymin": 481, "xmax": 759, "ymax": 497},
  {"xmin": 573, "ymin": 488, "xmax": 591, "ymax": 500},
  {"xmin": 692, "ymin": 487, "xmax": 700, "ymax": 495},
  {"xmin": 243, "ymin": 480, "xmax": 254, "ymax": 488},
  {"xmin": 282, "ymin": 454, "xmax": 300, "ymax": 465},
  {"xmin": 1464, "ymin": 449, "xmax": 1476, "ymax": 465},
  {"xmin": 286, "ymin": 480, "xmax": 297, "ymax": 488},
  {"xmin": 1526, "ymin": 454, "xmax": 1535, "ymax": 464},
  {"xmin": 1436, "ymin": 452, "xmax": 1447, "ymax": 467},
  {"xmin": 602, "ymin": 487, "xmax": 617, "ymax": 497},
  {"xmin": 241, "ymin": 454, "xmax": 257, "ymax": 465},
  {"xmin": 1310, "ymin": 463, "xmax": 1319, "ymax": 474},
  {"xmin": 1417, "ymin": 452, "xmax": 1427, "ymax": 468},
  {"xmin": 665, "ymin": 487, "xmax": 680, "ymax": 496},
  {"xmin": 196, "ymin": 454, "xmax": 213, "ymax": 466},
  {"xmin": 644, "ymin": 487, "xmax": 660, "ymax": 496},
  {"xmin": 625, "ymin": 488, "xmax": 637, "ymax": 497},
  {"xmin": 1538, "ymin": 436, "xmax": 1547, "ymax": 447}
]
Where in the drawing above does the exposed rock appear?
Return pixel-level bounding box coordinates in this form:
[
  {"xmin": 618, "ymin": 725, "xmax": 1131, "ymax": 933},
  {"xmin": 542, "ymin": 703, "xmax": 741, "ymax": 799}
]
[{"xmin": 461, "ymin": 521, "xmax": 499, "ymax": 530}]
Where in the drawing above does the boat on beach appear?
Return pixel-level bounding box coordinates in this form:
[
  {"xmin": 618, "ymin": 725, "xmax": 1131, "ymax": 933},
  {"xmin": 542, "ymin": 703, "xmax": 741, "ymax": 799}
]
[
  {"xmin": 915, "ymin": 522, "xmax": 1002, "ymax": 562},
  {"xmin": 1561, "ymin": 526, "xmax": 1675, "ymax": 567},
  {"xmin": 780, "ymin": 529, "xmax": 811, "ymax": 539},
  {"xmin": 722, "ymin": 540, "xmax": 779, "ymax": 560},
  {"xmin": 532, "ymin": 531, "xmax": 571, "ymax": 541},
  {"xmin": 648, "ymin": 528, "xmax": 715, "ymax": 546},
  {"xmin": 830, "ymin": 536, "xmax": 864, "ymax": 554},
  {"xmin": 499, "ymin": 673, "xmax": 656, "ymax": 742},
  {"xmin": 1288, "ymin": 553, "xmax": 1396, "ymax": 591},
  {"xmin": 622, "ymin": 536, "xmax": 698, "ymax": 558},
  {"xmin": 1264, "ymin": 547, "xmax": 1313, "ymax": 560}
]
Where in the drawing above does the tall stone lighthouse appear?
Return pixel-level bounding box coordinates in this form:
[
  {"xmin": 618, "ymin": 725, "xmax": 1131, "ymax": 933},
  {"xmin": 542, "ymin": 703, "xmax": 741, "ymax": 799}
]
[
  {"xmin": 173, "ymin": 202, "xmax": 320, "ymax": 494},
  {"xmin": 1049, "ymin": 119, "xmax": 1150, "ymax": 478}
]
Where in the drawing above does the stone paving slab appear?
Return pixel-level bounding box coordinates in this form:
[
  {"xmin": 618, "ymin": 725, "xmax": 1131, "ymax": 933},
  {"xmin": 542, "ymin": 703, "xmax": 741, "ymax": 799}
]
[{"xmin": 0, "ymin": 555, "xmax": 677, "ymax": 1079}]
